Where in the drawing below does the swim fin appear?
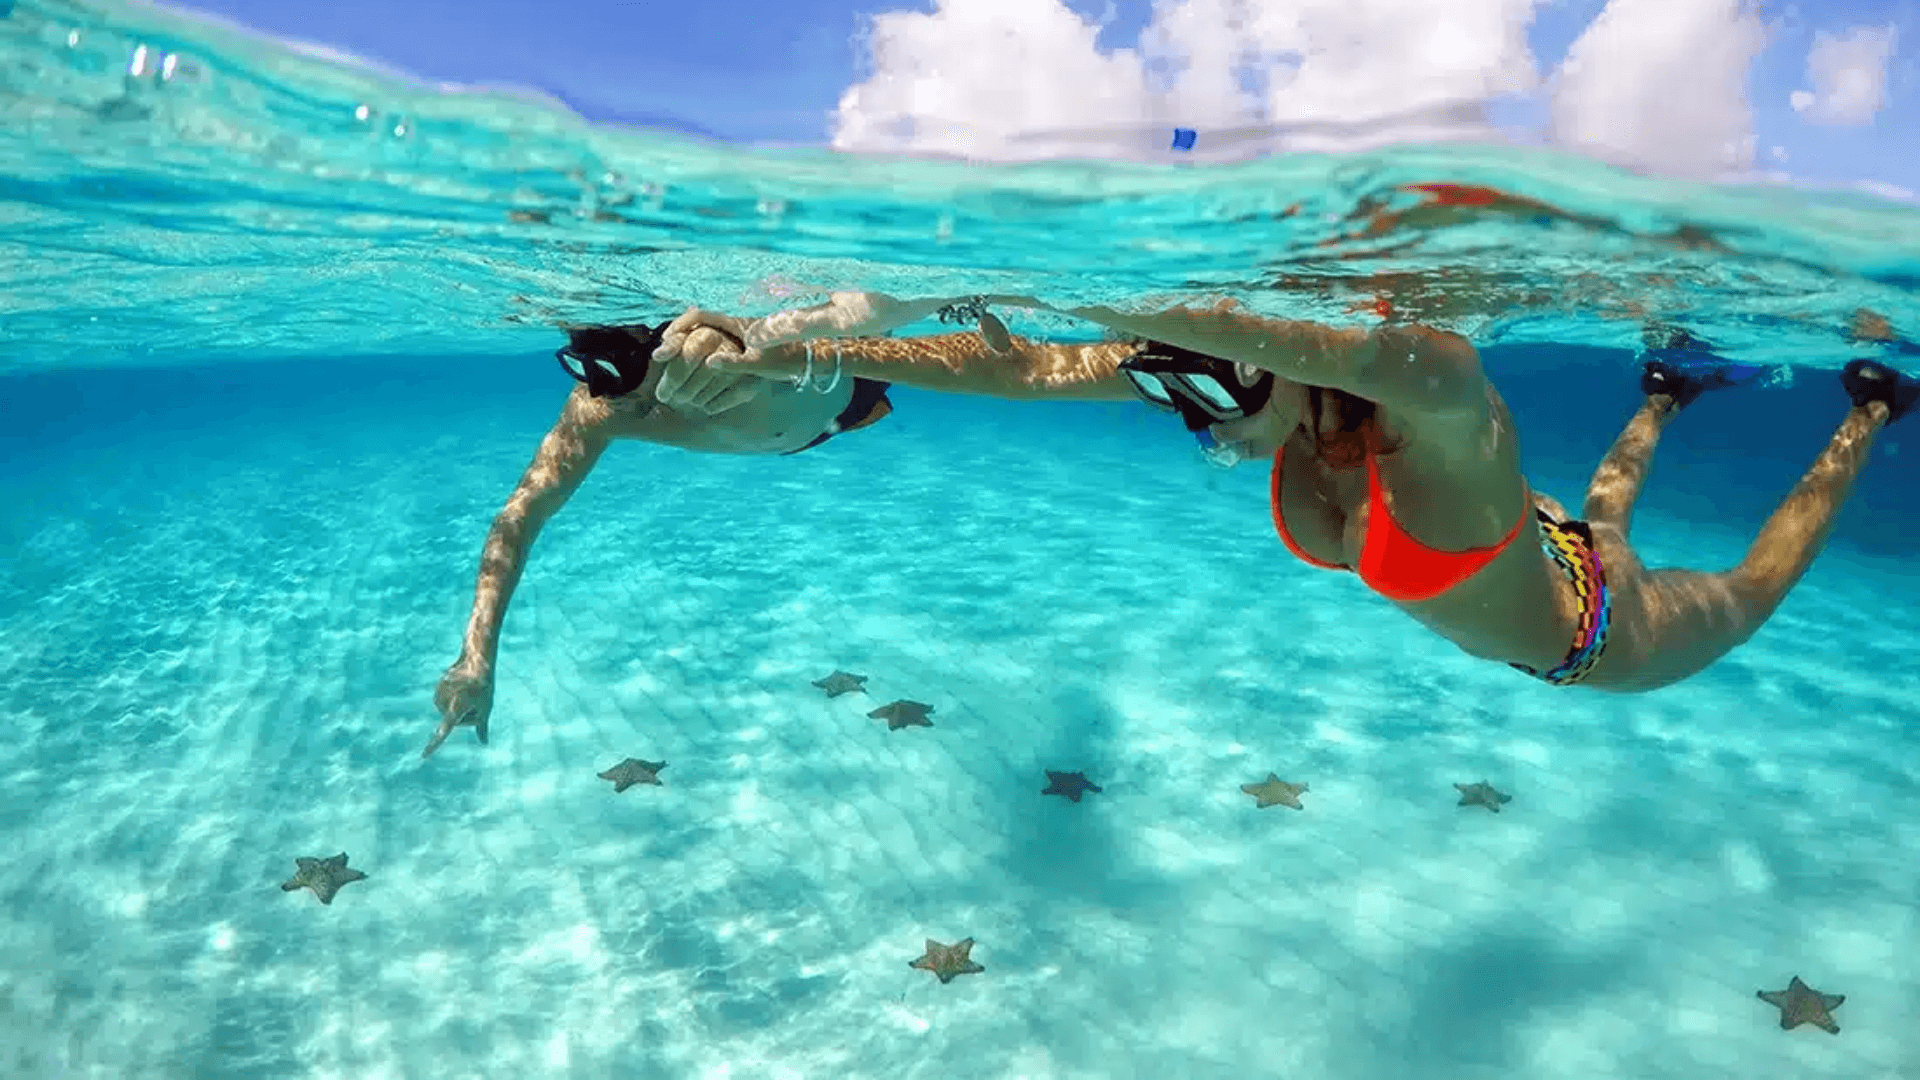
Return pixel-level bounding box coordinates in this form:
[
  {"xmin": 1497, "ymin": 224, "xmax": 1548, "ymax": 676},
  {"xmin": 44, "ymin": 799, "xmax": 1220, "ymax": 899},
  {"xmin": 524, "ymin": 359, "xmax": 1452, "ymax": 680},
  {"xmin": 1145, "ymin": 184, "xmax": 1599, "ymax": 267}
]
[
  {"xmin": 1641, "ymin": 353, "xmax": 1763, "ymax": 410},
  {"xmin": 1840, "ymin": 358, "xmax": 1920, "ymax": 423}
]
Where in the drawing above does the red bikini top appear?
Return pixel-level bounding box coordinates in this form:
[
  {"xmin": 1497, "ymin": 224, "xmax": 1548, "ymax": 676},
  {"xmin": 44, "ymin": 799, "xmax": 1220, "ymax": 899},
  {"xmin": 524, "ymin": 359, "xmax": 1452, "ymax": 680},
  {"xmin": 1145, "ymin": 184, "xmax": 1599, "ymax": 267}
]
[{"xmin": 1268, "ymin": 444, "xmax": 1525, "ymax": 603}]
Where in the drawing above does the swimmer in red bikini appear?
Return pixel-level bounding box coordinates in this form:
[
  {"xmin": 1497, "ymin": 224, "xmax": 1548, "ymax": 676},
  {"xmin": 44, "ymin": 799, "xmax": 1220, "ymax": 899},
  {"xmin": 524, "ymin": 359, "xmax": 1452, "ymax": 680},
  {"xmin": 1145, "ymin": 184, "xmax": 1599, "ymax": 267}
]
[{"xmin": 659, "ymin": 292, "xmax": 1916, "ymax": 692}]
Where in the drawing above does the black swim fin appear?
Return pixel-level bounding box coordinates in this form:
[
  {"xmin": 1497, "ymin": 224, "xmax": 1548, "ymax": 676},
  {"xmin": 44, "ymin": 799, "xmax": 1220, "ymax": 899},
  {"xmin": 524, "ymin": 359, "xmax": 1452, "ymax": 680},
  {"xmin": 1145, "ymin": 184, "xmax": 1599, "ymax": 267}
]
[
  {"xmin": 1841, "ymin": 359, "xmax": 1920, "ymax": 423},
  {"xmin": 1641, "ymin": 360, "xmax": 1746, "ymax": 410},
  {"xmin": 1641, "ymin": 361, "xmax": 1701, "ymax": 408}
]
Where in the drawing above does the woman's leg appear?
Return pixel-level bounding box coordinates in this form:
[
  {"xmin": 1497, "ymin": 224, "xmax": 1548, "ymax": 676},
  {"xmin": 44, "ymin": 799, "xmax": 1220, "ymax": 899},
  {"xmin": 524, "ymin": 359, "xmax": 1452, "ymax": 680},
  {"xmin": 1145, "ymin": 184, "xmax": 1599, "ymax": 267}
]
[
  {"xmin": 1581, "ymin": 394, "xmax": 1679, "ymax": 536},
  {"xmin": 1583, "ymin": 353, "xmax": 1758, "ymax": 535},
  {"xmin": 1726, "ymin": 400, "xmax": 1889, "ymax": 610},
  {"xmin": 1616, "ymin": 399, "xmax": 1891, "ymax": 688}
]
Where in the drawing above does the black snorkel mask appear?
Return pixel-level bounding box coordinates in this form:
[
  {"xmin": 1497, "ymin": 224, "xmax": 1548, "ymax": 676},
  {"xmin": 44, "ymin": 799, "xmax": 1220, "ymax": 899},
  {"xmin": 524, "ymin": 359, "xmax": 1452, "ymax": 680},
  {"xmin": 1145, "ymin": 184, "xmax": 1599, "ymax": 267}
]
[
  {"xmin": 556, "ymin": 322, "xmax": 668, "ymax": 398},
  {"xmin": 1118, "ymin": 342, "xmax": 1276, "ymax": 432}
]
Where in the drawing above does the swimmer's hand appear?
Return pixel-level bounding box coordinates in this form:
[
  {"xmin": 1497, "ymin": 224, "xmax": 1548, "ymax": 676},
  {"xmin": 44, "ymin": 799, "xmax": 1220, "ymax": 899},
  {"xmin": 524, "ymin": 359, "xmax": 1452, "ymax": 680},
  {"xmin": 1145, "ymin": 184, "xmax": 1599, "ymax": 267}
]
[
  {"xmin": 425, "ymin": 658, "xmax": 495, "ymax": 758},
  {"xmin": 650, "ymin": 325, "xmax": 768, "ymax": 415},
  {"xmin": 654, "ymin": 308, "xmax": 806, "ymax": 381}
]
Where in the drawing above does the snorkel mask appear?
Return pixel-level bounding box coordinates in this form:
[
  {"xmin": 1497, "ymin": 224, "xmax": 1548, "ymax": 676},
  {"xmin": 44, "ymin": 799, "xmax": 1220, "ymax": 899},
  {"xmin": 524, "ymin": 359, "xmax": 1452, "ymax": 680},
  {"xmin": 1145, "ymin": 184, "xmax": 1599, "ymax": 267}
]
[
  {"xmin": 555, "ymin": 323, "xmax": 668, "ymax": 398},
  {"xmin": 1118, "ymin": 343, "xmax": 1275, "ymax": 431},
  {"xmin": 1118, "ymin": 343, "xmax": 1275, "ymax": 466}
]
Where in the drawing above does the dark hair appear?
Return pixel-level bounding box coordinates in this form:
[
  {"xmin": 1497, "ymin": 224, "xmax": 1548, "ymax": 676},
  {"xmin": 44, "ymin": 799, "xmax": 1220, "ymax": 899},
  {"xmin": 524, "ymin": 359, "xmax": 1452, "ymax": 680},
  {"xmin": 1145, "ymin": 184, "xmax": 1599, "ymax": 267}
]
[
  {"xmin": 565, "ymin": 323, "xmax": 661, "ymax": 358},
  {"xmin": 1305, "ymin": 386, "xmax": 1400, "ymax": 470}
]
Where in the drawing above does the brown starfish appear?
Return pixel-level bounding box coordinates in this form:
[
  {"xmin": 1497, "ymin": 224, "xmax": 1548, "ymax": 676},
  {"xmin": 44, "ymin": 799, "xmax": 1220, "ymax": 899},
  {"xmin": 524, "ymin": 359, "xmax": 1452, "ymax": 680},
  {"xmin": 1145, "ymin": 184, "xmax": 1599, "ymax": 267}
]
[
  {"xmin": 1042, "ymin": 770, "xmax": 1102, "ymax": 803},
  {"xmin": 1241, "ymin": 773, "xmax": 1308, "ymax": 809},
  {"xmin": 280, "ymin": 853, "xmax": 367, "ymax": 905},
  {"xmin": 868, "ymin": 700, "xmax": 933, "ymax": 730},
  {"xmin": 811, "ymin": 670, "xmax": 868, "ymax": 697},
  {"xmin": 908, "ymin": 937, "xmax": 984, "ymax": 984},
  {"xmin": 1454, "ymin": 780, "xmax": 1512, "ymax": 812},
  {"xmin": 1757, "ymin": 976, "xmax": 1844, "ymax": 1034},
  {"xmin": 598, "ymin": 758, "xmax": 667, "ymax": 792}
]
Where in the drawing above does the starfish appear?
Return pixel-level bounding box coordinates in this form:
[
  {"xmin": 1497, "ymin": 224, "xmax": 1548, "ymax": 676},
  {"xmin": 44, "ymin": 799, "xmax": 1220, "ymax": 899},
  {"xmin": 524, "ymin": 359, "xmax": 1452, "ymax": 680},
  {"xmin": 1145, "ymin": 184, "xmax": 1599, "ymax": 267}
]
[
  {"xmin": 812, "ymin": 670, "xmax": 868, "ymax": 698},
  {"xmin": 598, "ymin": 758, "xmax": 667, "ymax": 792},
  {"xmin": 1042, "ymin": 769, "xmax": 1102, "ymax": 803},
  {"xmin": 868, "ymin": 699, "xmax": 933, "ymax": 730},
  {"xmin": 1454, "ymin": 780, "xmax": 1512, "ymax": 812},
  {"xmin": 1757, "ymin": 976, "xmax": 1844, "ymax": 1034},
  {"xmin": 1241, "ymin": 773, "xmax": 1308, "ymax": 809},
  {"xmin": 908, "ymin": 937, "xmax": 984, "ymax": 984},
  {"xmin": 280, "ymin": 853, "xmax": 367, "ymax": 905}
]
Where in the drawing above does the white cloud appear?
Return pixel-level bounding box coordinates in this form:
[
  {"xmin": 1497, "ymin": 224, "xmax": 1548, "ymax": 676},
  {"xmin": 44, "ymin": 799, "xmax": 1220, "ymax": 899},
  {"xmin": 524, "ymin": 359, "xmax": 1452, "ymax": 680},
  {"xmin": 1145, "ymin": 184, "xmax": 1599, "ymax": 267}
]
[
  {"xmin": 831, "ymin": 0, "xmax": 1542, "ymax": 160},
  {"xmin": 1233, "ymin": 0, "xmax": 1540, "ymax": 125},
  {"xmin": 829, "ymin": 0, "xmax": 1785, "ymax": 179},
  {"xmin": 831, "ymin": 1, "xmax": 1154, "ymax": 159},
  {"xmin": 1790, "ymin": 25, "xmax": 1898, "ymax": 126},
  {"xmin": 1853, "ymin": 179, "xmax": 1915, "ymax": 201},
  {"xmin": 1547, "ymin": 0, "xmax": 1767, "ymax": 179}
]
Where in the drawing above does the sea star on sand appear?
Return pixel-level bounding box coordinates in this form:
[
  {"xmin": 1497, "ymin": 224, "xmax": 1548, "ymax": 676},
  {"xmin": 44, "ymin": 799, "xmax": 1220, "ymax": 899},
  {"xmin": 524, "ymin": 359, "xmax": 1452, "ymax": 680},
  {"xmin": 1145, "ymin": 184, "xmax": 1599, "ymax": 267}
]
[
  {"xmin": 812, "ymin": 670, "xmax": 868, "ymax": 697},
  {"xmin": 280, "ymin": 853, "xmax": 367, "ymax": 905},
  {"xmin": 1758, "ymin": 976, "xmax": 1844, "ymax": 1034},
  {"xmin": 1454, "ymin": 780, "xmax": 1512, "ymax": 812},
  {"xmin": 909, "ymin": 938, "xmax": 984, "ymax": 984},
  {"xmin": 1042, "ymin": 770, "xmax": 1102, "ymax": 803},
  {"xmin": 1242, "ymin": 773, "xmax": 1309, "ymax": 809},
  {"xmin": 868, "ymin": 700, "xmax": 933, "ymax": 730},
  {"xmin": 598, "ymin": 758, "xmax": 667, "ymax": 792}
]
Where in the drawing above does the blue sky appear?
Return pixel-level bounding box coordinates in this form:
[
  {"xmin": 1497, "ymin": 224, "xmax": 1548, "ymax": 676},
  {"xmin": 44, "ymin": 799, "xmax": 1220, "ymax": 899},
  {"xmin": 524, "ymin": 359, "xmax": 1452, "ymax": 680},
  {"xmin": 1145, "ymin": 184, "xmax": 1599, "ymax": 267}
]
[{"xmin": 175, "ymin": 0, "xmax": 1916, "ymax": 192}]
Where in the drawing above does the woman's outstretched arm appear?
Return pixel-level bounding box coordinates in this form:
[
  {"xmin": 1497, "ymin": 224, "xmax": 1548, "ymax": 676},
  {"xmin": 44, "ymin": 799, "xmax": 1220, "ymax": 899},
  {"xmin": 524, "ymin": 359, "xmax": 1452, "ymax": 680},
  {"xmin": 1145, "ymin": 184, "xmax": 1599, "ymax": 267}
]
[
  {"xmin": 666, "ymin": 291, "xmax": 1481, "ymax": 415},
  {"xmin": 758, "ymin": 333, "xmax": 1136, "ymax": 401},
  {"xmin": 658, "ymin": 303, "xmax": 1136, "ymax": 402},
  {"xmin": 1050, "ymin": 299, "xmax": 1488, "ymax": 418}
]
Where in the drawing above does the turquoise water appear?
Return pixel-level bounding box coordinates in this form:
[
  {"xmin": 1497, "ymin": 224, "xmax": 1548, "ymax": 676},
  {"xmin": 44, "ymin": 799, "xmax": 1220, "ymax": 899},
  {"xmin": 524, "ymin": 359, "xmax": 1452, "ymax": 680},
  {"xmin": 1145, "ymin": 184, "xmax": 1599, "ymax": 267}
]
[{"xmin": 3, "ymin": 1, "xmax": 1919, "ymax": 1078}]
